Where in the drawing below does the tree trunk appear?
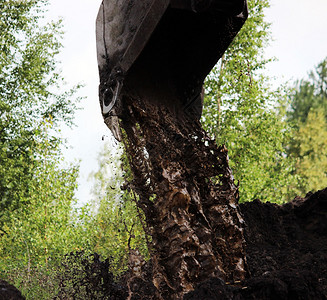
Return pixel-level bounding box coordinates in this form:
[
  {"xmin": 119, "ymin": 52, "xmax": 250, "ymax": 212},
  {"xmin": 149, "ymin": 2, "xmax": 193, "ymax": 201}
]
[{"xmin": 120, "ymin": 95, "xmax": 247, "ymax": 299}]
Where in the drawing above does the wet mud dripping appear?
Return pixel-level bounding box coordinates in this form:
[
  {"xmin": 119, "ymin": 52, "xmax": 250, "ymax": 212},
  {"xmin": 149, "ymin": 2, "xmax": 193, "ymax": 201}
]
[{"xmin": 120, "ymin": 95, "xmax": 247, "ymax": 299}]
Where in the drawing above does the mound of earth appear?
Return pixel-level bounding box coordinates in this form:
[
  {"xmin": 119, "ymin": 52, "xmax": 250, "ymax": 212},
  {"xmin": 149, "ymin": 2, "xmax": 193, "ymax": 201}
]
[{"xmin": 186, "ymin": 187, "xmax": 327, "ymax": 299}]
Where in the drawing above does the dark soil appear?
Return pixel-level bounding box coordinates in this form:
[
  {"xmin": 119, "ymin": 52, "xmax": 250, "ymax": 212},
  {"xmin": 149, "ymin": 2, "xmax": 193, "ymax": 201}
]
[
  {"xmin": 186, "ymin": 188, "xmax": 327, "ymax": 300},
  {"xmin": 0, "ymin": 279, "xmax": 25, "ymax": 300},
  {"xmin": 2, "ymin": 188, "xmax": 326, "ymax": 299}
]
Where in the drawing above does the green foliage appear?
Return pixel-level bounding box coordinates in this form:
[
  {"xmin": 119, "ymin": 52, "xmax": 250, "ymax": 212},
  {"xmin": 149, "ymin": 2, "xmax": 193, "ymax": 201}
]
[
  {"xmin": 0, "ymin": 121, "xmax": 92, "ymax": 299},
  {"xmin": 0, "ymin": 1, "xmax": 89, "ymax": 298},
  {"xmin": 88, "ymin": 142, "xmax": 149, "ymax": 276},
  {"xmin": 291, "ymin": 109, "xmax": 327, "ymax": 194},
  {"xmin": 0, "ymin": 0, "xmax": 80, "ymax": 223},
  {"xmin": 202, "ymin": 0, "xmax": 297, "ymax": 203},
  {"xmin": 287, "ymin": 58, "xmax": 327, "ymax": 195},
  {"xmin": 288, "ymin": 58, "xmax": 327, "ymax": 125}
]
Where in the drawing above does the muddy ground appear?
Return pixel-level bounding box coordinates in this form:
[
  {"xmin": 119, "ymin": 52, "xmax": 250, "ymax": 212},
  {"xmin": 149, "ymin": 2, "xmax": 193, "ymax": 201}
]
[{"xmin": 2, "ymin": 188, "xmax": 326, "ymax": 299}]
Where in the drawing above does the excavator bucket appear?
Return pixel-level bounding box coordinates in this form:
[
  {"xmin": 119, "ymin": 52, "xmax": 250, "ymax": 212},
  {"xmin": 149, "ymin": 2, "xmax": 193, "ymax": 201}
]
[{"xmin": 96, "ymin": 0, "xmax": 248, "ymax": 140}]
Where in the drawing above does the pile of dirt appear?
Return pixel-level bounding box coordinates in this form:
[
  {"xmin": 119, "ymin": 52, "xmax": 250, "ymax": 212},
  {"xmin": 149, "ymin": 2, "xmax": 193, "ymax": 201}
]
[{"xmin": 186, "ymin": 188, "xmax": 327, "ymax": 299}]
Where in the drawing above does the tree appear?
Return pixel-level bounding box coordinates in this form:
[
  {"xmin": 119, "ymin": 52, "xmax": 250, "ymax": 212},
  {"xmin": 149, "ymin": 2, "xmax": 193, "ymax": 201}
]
[
  {"xmin": 202, "ymin": 0, "xmax": 297, "ymax": 203},
  {"xmin": 0, "ymin": 0, "xmax": 80, "ymax": 226},
  {"xmin": 291, "ymin": 109, "xmax": 327, "ymax": 194},
  {"xmin": 0, "ymin": 120, "xmax": 91, "ymax": 299},
  {"xmin": 287, "ymin": 58, "xmax": 327, "ymax": 195},
  {"xmin": 0, "ymin": 1, "xmax": 88, "ymax": 298},
  {"xmin": 288, "ymin": 58, "xmax": 327, "ymax": 125}
]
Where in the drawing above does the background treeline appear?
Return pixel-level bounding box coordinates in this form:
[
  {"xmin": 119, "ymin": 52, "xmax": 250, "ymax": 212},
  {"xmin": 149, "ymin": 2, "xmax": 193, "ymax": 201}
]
[{"xmin": 1, "ymin": 0, "xmax": 327, "ymax": 299}]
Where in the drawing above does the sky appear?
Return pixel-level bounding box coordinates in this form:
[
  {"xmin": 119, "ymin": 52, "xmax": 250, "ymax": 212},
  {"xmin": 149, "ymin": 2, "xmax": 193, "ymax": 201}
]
[{"xmin": 46, "ymin": 0, "xmax": 327, "ymax": 205}]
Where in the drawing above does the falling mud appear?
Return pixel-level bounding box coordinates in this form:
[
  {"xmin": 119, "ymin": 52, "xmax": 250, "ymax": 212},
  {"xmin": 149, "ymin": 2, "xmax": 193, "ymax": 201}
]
[{"xmin": 119, "ymin": 95, "xmax": 247, "ymax": 299}]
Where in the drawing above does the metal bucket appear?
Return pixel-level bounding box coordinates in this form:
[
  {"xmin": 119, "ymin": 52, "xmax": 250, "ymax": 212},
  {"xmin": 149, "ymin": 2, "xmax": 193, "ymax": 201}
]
[{"xmin": 96, "ymin": 0, "xmax": 247, "ymax": 138}]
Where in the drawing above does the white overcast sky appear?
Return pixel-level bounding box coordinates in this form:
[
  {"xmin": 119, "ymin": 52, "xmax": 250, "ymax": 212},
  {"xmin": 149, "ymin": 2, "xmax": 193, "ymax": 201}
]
[{"xmin": 46, "ymin": 0, "xmax": 327, "ymax": 205}]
